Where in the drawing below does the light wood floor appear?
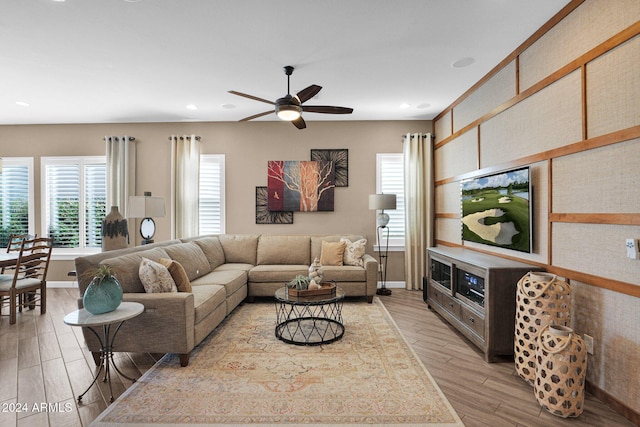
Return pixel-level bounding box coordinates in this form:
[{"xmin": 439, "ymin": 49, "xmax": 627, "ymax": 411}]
[{"xmin": 0, "ymin": 288, "xmax": 634, "ymax": 427}]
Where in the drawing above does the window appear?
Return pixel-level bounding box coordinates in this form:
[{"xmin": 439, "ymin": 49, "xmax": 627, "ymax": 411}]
[
  {"xmin": 0, "ymin": 158, "xmax": 35, "ymax": 247},
  {"xmin": 376, "ymin": 153, "xmax": 405, "ymax": 247},
  {"xmin": 199, "ymin": 155, "xmax": 225, "ymax": 235},
  {"xmin": 41, "ymin": 156, "xmax": 106, "ymax": 251}
]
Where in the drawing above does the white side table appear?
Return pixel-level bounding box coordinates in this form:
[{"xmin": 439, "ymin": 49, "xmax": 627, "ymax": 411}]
[{"xmin": 64, "ymin": 302, "xmax": 144, "ymax": 403}]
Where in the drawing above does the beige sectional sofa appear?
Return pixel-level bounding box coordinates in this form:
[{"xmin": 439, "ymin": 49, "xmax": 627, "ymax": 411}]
[{"xmin": 74, "ymin": 234, "xmax": 377, "ymax": 366}]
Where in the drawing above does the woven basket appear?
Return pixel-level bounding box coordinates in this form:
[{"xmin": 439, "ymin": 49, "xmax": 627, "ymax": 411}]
[
  {"xmin": 515, "ymin": 272, "xmax": 571, "ymax": 385},
  {"xmin": 534, "ymin": 325, "xmax": 587, "ymax": 418}
]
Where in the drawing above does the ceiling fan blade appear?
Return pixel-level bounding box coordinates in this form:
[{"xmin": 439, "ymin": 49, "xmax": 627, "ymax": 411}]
[
  {"xmin": 295, "ymin": 85, "xmax": 322, "ymax": 103},
  {"xmin": 302, "ymin": 105, "xmax": 353, "ymax": 114},
  {"xmin": 228, "ymin": 91, "xmax": 275, "ymax": 105},
  {"xmin": 292, "ymin": 116, "xmax": 306, "ymax": 129},
  {"xmin": 239, "ymin": 110, "xmax": 274, "ymax": 121}
]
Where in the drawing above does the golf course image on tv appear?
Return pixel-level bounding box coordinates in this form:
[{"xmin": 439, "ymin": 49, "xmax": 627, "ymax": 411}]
[{"xmin": 461, "ymin": 166, "xmax": 531, "ymax": 253}]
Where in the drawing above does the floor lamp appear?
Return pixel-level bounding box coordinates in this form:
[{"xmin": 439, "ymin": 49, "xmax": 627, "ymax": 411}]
[{"xmin": 369, "ymin": 193, "xmax": 396, "ymax": 296}]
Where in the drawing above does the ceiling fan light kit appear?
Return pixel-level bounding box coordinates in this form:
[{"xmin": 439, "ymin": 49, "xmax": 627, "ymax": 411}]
[
  {"xmin": 229, "ymin": 65, "xmax": 353, "ymax": 129},
  {"xmin": 275, "ymin": 95, "xmax": 302, "ymax": 121}
]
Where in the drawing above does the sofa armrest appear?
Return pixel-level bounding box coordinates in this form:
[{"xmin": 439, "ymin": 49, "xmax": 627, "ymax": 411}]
[
  {"xmin": 77, "ymin": 292, "xmax": 196, "ymax": 355},
  {"xmin": 362, "ymin": 254, "xmax": 379, "ymax": 298}
]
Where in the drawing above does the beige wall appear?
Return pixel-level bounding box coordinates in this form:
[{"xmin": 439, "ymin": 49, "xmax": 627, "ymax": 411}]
[
  {"xmin": 1, "ymin": 120, "xmax": 431, "ymax": 284},
  {"xmin": 433, "ymin": 0, "xmax": 639, "ymax": 415}
]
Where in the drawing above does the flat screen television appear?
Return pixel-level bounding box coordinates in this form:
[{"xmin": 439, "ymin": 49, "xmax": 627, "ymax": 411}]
[{"xmin": 461, "ymin": 166, "xmax": 531, "ymax": 253}]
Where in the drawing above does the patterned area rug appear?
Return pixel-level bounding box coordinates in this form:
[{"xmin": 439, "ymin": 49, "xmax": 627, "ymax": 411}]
[{"xmin": 91, "ymin": 298, "xmax": 463, "ymax": 426}]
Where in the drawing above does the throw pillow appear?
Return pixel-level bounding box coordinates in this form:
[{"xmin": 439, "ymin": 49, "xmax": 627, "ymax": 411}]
[
  {"xmin": 320, "ymin": 240, "xmax": 346, "ymax": 266},
  {"xmin": 159, "ymin": 258, "xmax": 192, "ymax": 292},
  {"xmin": 139, "ymin": 257, "xmax": 177, "ymax": 293},
  {"xmin": 341, "ymin": 238, "xmax": 367, "ymax": 267}
]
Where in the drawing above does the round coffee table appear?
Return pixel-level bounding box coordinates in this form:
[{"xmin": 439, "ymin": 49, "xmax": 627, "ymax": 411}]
[{"xmin": 274, "ymin": 286, "xmax": 345, "ymax": 345}]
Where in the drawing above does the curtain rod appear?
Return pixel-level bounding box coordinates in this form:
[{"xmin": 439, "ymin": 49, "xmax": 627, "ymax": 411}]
[
  {"xmin": 168, "ymin": 135, "xmax": 201, "ymax": 141},
  {"xmin": 400, "ymin": 133, "xmax": 435, "ymax": 141},
  {"xmin": 103, "ymin": 136, "xmax": 136, "ymax": 141}
]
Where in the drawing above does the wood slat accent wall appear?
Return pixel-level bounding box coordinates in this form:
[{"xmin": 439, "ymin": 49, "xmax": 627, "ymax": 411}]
[{"xmin": 432, "ymin": 0, "xmax": 640, "ymax": 421}]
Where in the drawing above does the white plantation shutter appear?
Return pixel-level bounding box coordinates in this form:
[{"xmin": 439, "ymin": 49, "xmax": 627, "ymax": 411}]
[
  {"xmin": 42, "ymin": 157, "xmax": 106, "ymax": 250},
  {"xmin": 85, "ymin": 163, "xmax": 107, "ymax": 247},
  {"xmin": 0, "ymin": 158, "xmax": 34, "ymax": 246},
  {"xmin": 377, "ymin": 153, "xmax": 405, "ymax": 246},
  {"xmin": 199, "ymin": 155, "xmax": 225, "ymax": 235}
]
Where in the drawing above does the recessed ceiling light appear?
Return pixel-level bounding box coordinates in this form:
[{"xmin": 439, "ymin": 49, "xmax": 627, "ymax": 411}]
[
  {"xmin": 399, "ymin": 103, "xmax": 411, "ymax": 109},
  {"xmin": 186, "ymin": 104, "xmax": 198, "ymax": 111},
  {"xmin": 451, "ymin": 57, "xmax": 475, "ymax": 68},
  {"xmin": 16, "ymin": 101, "xmax": 30, "ymax": 107},
  {"xmin": 221, "ymin": 104, "xmax": 236, "ymax": 109}
]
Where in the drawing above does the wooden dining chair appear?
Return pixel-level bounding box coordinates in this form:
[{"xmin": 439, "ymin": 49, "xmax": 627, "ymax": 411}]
[
  {"xmin": 2, "ymin": 234, "xmax": 36, "ymax": 272},
  {"xmin": 0, "ymin": 237, "xmax": 53, "ymax": 324}
]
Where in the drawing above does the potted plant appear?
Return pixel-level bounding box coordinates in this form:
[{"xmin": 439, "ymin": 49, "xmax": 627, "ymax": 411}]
[{"xmin": 82, "ymin": 264, "xmax": 123, "ymax": 315}]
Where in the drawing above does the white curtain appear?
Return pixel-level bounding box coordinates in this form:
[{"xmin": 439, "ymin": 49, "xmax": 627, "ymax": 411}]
[
  {"xmin": 403, "ymin": 133, "xmax": 433, "ymax": 290},
  {"xmin": 105, "ymin": 136, "xmax": 136, "ymax": 216},
  {"xmin": 171, "ymin": 135, "xmax": 200, "ymax": 239}
]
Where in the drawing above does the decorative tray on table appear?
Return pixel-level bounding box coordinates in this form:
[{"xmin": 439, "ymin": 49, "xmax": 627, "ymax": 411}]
[{"xmin": 286, "ymin": 282, "xmax": 337, "ymax": 297}]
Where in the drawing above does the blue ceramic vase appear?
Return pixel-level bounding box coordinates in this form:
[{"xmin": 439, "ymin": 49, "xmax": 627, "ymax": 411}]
[{"xmin": 83, "ymin": 275, "xmax": 123, "ymax": 315}]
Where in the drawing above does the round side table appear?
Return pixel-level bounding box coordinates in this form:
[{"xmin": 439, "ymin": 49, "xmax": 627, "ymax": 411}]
[{"xmin": 63, "ymin": 302, "xmax": 144, "ymax": 403}]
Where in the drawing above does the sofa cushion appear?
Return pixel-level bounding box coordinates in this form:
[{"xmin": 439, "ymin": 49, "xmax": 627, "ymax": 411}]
[
  {"xmin": 159, "ymin": 258, "xmax": 192, "ymax": 292},
  {"xmin": 219, "ymin": 235, "xmax": 259, "ymax": 264},
  {"xmin": 164, "ymin": 242, "xmax": 212, "ymax": 281},
  {"xmin": 191, "ymin": 270, "xmax": 246, "ymax": 298},
  {"xmin": 214, "ymin": 263, "xmax": 254, "ymax": 273},
  {"xmin": 101, "ymin": 248, "xmax": 170, "ymax": 293},
  {"xmin": 190, "ymin": 284, "xmax": 226, "ymax": 324},
  {"xmin": 311, "ymin": 235, "xmax": 365, "ymax": 261},
  {"xmin": 139, "ymin": 258, "xmax": 178, "ymax": 293},
  {"xmin": 249, "ymin": 265, "xmax": 309, "ymax": 283},
  {"xmin": 193, "ymin": 236, "xmax": 226, "ymax": 270},
  {"xmin": 341, "ymin": 238, "xmax": 367, "ymax": 267},
  {"xmin": 256, "ymin": 235, "xmax": 310, "ymax": 265},
  {"xmin": 322, "ymin": 265, "xmax": 367, "ymax": 282},
  {"xmin": 320, "ymin": 240, "xmax": 346, "ymax": 266}
]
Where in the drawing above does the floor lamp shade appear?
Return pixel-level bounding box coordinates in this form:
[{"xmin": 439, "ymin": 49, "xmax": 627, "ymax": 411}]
[
  {"xmin": 369, "ymin": 194, "xmax": 396, "ymax": 227},
  {"xmin": 127, "ymin": 192, "xmax": 166, "ymax": 244}
]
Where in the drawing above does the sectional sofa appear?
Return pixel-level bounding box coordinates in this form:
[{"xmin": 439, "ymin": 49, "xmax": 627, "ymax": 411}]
[{"xmin": 74, "ymin": 234, "xmax": 378, "ymax": 366}]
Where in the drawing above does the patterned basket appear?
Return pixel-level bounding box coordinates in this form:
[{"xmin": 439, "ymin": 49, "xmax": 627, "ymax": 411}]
[
  {"xmin": 515, "ymin": 272, "xmax": 571, "ymax": 385},
  {"xmin": 534, "ymin": 325, "xmax": 587, "ymax": 418}
]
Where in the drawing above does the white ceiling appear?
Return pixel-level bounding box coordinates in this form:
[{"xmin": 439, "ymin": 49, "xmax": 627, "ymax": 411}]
[{"xmin": 2, "ymin": 0, "xmax": 570, "ymax": 126}]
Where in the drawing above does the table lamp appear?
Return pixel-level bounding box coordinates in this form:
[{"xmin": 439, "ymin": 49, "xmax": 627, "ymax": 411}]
[{"xmin": 127, "ymin": 192, "xmax": 165, "ymax": 245}]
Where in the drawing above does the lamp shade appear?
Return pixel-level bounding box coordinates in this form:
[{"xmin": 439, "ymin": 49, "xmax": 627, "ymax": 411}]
[
  {"xmin": 127, "ymin": 193, "xmax": 166, "ymax": 218},
  {"xmin": 369, "ymin": 194, "xmax": 396, "ymax": 211}
]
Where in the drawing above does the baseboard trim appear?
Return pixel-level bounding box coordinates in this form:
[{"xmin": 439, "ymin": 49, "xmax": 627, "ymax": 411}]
[
  {"xmin": 377, "ymin": 281, "xmax": 405, "ymax": 289},
  {"xmin": 47, "ymin": 281, "xmax": 78, "ymax": 289},
  {"xmin": 586, "ymin": 381, "xmax": 639, "ymax": 425}
]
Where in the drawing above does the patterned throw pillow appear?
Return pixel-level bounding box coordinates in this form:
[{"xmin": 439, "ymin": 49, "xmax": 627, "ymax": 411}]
[
  {"xmin": 139, "ymin": 257, "xmax": 178, "ymax": 293},
  {"xmin": 341, "ymin": 238, "xmax": 367, "ymax": 267},
  {"xmin": 159, "ymin": 258, "xmax": 192, "ymax": 292},
  {"xmin": 320, "ymin": 240, "xmax": 346, "ymax": 266}
]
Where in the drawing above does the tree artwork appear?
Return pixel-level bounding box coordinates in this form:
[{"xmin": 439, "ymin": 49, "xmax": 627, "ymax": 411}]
[{"xmin": 267, "ymin": 160, "xmax": 335, "ymax": 212}]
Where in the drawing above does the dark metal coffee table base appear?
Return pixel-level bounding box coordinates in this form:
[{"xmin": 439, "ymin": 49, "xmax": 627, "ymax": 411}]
[{"xmin": 275, "ymin": 287, "xmax": 345, "ymax": 345}]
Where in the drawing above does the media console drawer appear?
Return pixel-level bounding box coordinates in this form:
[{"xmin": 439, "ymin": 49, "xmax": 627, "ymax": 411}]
[
  {"xmin": 461, "ymin": 304, "xmax": 484, "ymax": 337},
  {"xmin": 441, "ymin": 293, "xmax": 461, "ymax": 319},
  {"xmin": 425, "ymin": 247, "xmax": 543, "ymax": 362}
]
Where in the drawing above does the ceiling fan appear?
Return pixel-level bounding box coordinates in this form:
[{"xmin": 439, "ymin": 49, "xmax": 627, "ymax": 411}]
[{"xmin": 228, "ymin": 66, "xmax": 353, "ymax": 129}]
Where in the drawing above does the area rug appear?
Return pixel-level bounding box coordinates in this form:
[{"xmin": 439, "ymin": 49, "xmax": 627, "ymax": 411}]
[{"xmin": 91, "ymin": 298, "xmax": 463, "ymax": 426}]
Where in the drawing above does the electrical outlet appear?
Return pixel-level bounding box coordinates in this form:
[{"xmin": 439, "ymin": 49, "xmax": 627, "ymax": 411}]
[
  {"xmin": 626, "ymin": 238, "xmax": 639, "ymax": 259},
  {"xmin": 584, "ymin": 334, "xmax": 594, "ymax": 355}
]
